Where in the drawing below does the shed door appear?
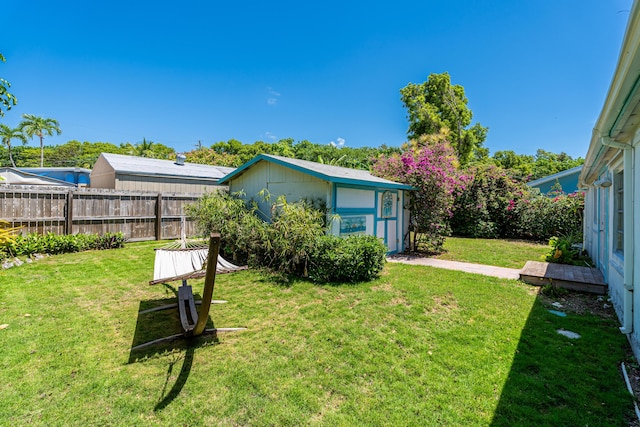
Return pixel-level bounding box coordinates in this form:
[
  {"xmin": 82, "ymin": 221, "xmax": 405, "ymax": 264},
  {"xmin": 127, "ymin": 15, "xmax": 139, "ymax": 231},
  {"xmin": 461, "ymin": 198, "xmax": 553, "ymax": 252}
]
[{"xmin": 378, "ymin": 191, "xmax": 398, "ymax": 253}]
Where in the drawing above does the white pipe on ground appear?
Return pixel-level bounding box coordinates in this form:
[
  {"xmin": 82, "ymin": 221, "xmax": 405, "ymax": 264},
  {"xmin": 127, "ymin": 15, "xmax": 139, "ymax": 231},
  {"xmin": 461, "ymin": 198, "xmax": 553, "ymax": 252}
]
[{"xmin": 621, "ymin": 362, "xmax": 640, "ymax": 420}]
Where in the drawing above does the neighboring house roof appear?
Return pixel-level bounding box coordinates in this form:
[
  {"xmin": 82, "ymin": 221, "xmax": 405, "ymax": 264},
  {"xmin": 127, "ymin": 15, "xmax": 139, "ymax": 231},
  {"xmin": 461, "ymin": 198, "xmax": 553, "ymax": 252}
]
[
  {"xmin": 580, "ymin": 0, "xmax": 640, "ymax": 186},
  {"xmin": 95, "ymin": 153, "xmax": 236, "ymax": 180},
  {"xmin": 0, "ymin": 167, "xmax": 75, "ymax": 187},
  {"xmin": 19, "ymin": 167, "xmax": 92, "ymax": 185},
  {"xmin": 219, "ymin": 154, "xmax": 413, "ymax": 190},
  {"xmin": 527, "ymin": 165, "xmax": 583, "ymax": 189},
  {"xmin": 20, "ymin": 167, "xmax": 92, "ymax": 174}
]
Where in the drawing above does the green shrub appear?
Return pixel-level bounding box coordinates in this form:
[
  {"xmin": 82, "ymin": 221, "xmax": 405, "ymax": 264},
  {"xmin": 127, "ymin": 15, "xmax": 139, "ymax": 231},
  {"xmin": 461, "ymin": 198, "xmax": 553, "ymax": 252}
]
[
  {"xmin": 185, "ymin": 191, "xmax": 267, "ymax": 265},
  {"xmin": 452, "ymin": 164, "xmax": 529, "ymax": 238},
  {"xmin": 510, "ymin": 191, "xmax": 584, "ymax": 241},
  {"xmin": 543, "ymin": 234, "xmax": 579, "ymax": 264},
  {"xmin": 309, "ymin": 235, "xmax": 387, "ymax": 283},
  {"xmin": 187, "ymin": 190, "xmax": 387, "ymax": 283},
  {"xmin": 1, "ymin": 232, "xmax": 126, "ymax": 260},
  {"xmin": 451, "ymin": 164, "xmax": 584, "ymax": 242},
  {"xmin": 264, "ymin": 196, "xmax": 327, "ymax": 276}
]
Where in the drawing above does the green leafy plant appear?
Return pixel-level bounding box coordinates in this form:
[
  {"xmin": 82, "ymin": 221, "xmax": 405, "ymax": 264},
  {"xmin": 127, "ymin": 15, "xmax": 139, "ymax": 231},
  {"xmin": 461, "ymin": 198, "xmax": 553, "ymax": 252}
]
[
  {"xmin": 187, "ymin": 190, "xmax": 386, "ymax": 282},
  {"xmin": 544, "ymin": 234, "xmax": 579, "ymax": 264},
  {"xmin": 541, "ymin": 280, "xmax": 569, "ymax": 298},
  {"xmin": 309, "ymin": 234, "xmax": 387, "ymax": 283},
  {"xmin": 265, "ymin": 195, "xmax": 327, "ymax": 276},
  {"xmin": 2, "ymin": 232, "xmax": 126, "ymax": 259},
  {"xmin": 0, "ymin": 220, "xmax": 21, "ymax": 261},
  {"xmin": 185, "ymin": 190, "xmax": 267, "ymax": 264}
]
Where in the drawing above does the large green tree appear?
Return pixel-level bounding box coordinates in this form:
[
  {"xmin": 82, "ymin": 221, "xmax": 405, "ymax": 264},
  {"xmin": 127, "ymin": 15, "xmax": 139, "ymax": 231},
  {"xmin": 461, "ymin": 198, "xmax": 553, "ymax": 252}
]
[
  {"xmin": 19, "ymin": 114, "xmax": 62, "ymax": 167},
  {"xmin": 492, "ymin": 149, "xmax": 583, "ymax": 181},
  {"xmin": 0, "ymin": 124, "xmax": 27, "ymax": 167},
  {"xmin": 0, "ymin": 53, "xmax": 17, "ymax": 117},
  {"xmin": 400, "ymin": 72, "xmax": 487, "ymax": 164}
]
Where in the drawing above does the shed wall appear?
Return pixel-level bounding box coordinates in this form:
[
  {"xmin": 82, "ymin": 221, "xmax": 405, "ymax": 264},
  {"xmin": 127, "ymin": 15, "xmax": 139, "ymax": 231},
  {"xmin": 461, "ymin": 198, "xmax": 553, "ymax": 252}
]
[
  {"xmin": 229, "ymin": 161, "xmax": 329, "ymax": 218},
  {"xmin": 114, "ymin": 174, "xmax": 224, "ymax": 194},
  {"xmin": 89, "ymin": 156, "xmax": 116, "ymax": 189}
]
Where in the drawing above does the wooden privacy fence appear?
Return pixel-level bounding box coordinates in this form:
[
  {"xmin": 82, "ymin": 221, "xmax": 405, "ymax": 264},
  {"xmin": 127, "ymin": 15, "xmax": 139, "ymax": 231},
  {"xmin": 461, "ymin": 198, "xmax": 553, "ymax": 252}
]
[{"xmin": 0, "ymin": 186, "xmax": 202, "ymax": 241}]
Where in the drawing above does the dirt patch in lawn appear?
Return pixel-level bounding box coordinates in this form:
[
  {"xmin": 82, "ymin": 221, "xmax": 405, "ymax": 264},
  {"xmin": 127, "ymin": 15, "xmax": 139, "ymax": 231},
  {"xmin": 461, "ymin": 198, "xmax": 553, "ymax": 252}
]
[
  {"xmin": 538, "ymin": 290, "xmax": 616, "ymax": 318},
  {"xmin": 538, "ymin": 289, "xmax": 640, "ymax": 425}
]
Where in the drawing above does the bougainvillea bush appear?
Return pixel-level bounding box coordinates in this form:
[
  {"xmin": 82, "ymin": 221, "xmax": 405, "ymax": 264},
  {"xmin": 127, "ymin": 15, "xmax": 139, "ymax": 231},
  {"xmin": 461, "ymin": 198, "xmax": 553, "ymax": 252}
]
[
  {"xmin": 451, "ymin": 164, "xmax": 530, "ymax": 238},
  {"xmin": 372, "ymin": 132, "xmax": 466, "ymax": 253},
  {"xmin": 509, "ymin": 190, "xmax": 584, "ymax": 241}
]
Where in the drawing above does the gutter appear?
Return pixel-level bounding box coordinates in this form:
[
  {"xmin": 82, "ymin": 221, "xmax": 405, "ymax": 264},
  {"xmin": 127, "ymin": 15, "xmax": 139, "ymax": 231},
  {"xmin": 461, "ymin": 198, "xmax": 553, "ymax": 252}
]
[{"xmin": 602, "ymin": 137, "xmax": 635, "ymax": 335}]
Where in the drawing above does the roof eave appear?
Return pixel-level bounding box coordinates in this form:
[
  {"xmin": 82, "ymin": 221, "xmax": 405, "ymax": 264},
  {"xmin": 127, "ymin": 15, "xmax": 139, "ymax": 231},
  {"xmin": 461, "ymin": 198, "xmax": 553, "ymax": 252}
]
[{"xmin": 581, "ymin": 1, "xmax": 640, "ymax": 187}]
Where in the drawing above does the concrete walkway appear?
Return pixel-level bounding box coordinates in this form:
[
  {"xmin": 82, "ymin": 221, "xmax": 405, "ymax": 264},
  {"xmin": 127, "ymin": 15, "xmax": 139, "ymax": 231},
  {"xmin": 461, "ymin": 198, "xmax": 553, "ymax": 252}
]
[{"xmin": 387, "ymin": 254, "xmax": 522, "ymax": 280}]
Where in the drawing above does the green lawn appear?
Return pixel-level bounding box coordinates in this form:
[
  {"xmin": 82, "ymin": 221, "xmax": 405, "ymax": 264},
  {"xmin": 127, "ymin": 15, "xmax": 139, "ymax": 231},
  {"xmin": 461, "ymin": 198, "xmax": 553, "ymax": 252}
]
[
  {"xmin": 0, "ymin": 242, "xmax": 633, "ymax": 426},
  {"xmin": 437, "ymin": 237, "xmax": 549, "ymax": 269}
]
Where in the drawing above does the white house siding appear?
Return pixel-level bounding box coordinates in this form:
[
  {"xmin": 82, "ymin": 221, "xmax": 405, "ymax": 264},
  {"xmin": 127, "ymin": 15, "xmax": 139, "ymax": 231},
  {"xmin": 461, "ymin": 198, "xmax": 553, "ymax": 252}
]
[
  {"xmin": 583, "ymin": 145, "xmax": 639, "ymax": 353},
  {"xmin": 578, "ymin": 0, "xmax": 640, "ymax": 359}
]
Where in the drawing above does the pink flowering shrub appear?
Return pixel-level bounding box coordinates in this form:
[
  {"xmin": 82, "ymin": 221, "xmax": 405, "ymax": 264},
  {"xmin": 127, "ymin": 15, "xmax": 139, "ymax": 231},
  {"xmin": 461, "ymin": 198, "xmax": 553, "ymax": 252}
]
[
  {"xmin": 451, "ymin": 164, "xmax": 529, "ymax": 238},
  {"xmin": 509, "ymin": 190, "xmax": 584, "ymax": 241},
  {"xmin": 372, "ymin": 133, "xmax": 466, "ymax": 253}
]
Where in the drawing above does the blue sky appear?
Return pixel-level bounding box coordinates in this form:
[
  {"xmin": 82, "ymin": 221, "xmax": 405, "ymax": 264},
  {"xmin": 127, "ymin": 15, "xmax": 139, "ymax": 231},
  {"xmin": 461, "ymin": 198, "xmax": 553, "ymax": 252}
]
[{"xmin": 2, "ymin": 0, "xmax": 633, "ymax": 159}]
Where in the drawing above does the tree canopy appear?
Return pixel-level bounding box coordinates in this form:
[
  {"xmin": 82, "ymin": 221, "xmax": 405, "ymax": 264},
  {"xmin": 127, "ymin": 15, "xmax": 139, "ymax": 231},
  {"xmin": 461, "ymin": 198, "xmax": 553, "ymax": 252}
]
[
  {"xmin": 19, "ymin": 114, "xmax": 62, "ymax": 167},
  {"xmin": 400, "ymin": 72, "xmax": 488, "ymax": 164},
  {"xmin": 0, "ymin": 124, "xmax": 27, "ymax": 167},
  {"xmin": 491, "ymin": 149, "xmax": 584, "ymax": 181},
  {"xmin": 0, "ymin": 53, "xmax": 17, "ymax": 117}
]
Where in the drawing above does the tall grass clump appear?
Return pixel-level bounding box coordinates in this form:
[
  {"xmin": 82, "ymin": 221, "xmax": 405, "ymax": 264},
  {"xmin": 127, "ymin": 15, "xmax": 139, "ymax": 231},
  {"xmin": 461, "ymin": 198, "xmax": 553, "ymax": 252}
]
[{"xmin": 186, "ymin": 191, "xmax": 387, "ymax": 282}]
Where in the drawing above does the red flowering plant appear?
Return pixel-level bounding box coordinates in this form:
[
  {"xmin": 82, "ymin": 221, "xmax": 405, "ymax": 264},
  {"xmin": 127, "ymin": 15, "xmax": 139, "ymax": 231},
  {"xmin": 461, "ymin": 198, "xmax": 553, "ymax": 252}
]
[{"xmin": 372, "ymin": 131, "xmax": 466, "ymax": 253}]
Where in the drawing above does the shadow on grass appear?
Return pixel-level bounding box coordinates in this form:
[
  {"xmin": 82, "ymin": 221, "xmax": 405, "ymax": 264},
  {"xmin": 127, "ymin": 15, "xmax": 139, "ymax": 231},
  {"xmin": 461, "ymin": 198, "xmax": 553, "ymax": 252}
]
[
  {"xmin": 126, "ymin": 292, "xmax": 220, "ymax": 364},
  {"xmin": 153, "ymin": 345, "xmax": 196, "ymax": 411},
  {"xmin": 127, "ymin": 286, "xmax": 221, "ymax": 411},
  {"xmin": 490, "ymin": 294, "xmax": 633, "ymax": 426}
]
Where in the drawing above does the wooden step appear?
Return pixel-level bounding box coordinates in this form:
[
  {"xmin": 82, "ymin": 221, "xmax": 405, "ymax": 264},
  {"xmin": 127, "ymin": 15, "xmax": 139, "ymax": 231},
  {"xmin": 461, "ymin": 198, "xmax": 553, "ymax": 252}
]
[{"xmin": 519, "ymin": 261, "xmax": 607, "ymax": 295}]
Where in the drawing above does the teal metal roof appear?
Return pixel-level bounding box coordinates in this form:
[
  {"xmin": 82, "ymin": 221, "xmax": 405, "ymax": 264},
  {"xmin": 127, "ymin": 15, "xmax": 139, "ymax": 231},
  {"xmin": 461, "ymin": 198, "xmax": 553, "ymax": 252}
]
[{"xmin": 219, "ymin": 154, "xmax": 413, "ymax": 190}]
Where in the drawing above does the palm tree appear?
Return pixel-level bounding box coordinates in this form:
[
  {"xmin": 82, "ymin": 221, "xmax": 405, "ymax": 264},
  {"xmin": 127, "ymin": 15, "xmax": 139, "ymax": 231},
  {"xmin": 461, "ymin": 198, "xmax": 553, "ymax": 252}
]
[
  {"xmin": 135, "ymin": 137, "xmax": 155, "ymax": 158},
  {"xmin": 0, "ymin": 124, "xmax": 27, "ymax": 167},
  {"xmin": 19, "ymin": 114, "xmax": 62, "ymax": 167}
]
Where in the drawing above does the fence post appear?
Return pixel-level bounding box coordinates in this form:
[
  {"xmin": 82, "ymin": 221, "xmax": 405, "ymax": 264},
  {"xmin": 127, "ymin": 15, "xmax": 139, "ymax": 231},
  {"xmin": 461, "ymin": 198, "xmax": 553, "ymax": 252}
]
[
  {"xmin": 155, "ymin": 193, "xmax": 163, "ymax": 240},
  {"xmin": 65, "ymin": 189, "xmax": 74, "ymax": 235}
]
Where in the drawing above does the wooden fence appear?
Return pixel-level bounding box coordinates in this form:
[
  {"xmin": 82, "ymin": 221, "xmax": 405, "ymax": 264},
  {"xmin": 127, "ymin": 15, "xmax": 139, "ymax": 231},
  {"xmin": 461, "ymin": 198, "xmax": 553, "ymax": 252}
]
[{"xmin": 0, "ymin": 186, "xmax": 202, "ymax": 241}]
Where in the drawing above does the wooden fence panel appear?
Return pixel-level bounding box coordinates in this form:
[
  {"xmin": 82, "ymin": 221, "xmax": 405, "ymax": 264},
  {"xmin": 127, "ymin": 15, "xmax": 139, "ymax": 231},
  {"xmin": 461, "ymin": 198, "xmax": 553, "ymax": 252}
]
[{"xmin": 0, "ymin": 186, "xmax": 201, "ymax": 241}]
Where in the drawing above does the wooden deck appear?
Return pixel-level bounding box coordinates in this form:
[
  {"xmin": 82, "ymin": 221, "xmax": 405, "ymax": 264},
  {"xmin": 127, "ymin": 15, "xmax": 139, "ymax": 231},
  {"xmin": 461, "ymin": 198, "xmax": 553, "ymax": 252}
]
[{"xmin": 519, "ymin": 261, "xmax": 607, "ymax": 295}]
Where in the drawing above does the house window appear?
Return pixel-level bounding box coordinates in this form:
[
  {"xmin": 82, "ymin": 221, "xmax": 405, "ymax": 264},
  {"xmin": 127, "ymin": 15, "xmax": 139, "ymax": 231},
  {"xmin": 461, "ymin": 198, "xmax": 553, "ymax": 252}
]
[
  {"xmin": 614, "ymin": 171, "xmax": 624, "ymax": 254},
  {"xmin": 381, "ymin": 191, "xmax": 394, "ymax": 218}
]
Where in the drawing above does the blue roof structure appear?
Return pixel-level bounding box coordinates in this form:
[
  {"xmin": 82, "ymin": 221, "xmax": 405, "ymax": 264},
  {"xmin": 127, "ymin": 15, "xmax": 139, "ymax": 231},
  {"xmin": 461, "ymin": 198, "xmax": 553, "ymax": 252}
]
[
  {"xmin": 219, "ymin": 154, "xmax": 413, "ymax": 190},
  {"xmin": 527, "ymin": 165, "xmax": 583, "ymax": 194},
  {"xmin": 20, "ymin": 167, "xmax": 91, "ymax": 185}
]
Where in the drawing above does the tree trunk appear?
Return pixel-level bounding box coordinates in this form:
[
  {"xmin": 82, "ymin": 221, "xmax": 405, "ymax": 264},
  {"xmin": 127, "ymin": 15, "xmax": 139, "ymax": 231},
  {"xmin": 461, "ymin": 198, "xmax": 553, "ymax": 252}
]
[
  {"xmin": 39, "ymin": 135, "xmax": 44, "ymax": 167},
  {"xmin": 8, "ymin": 143, "xmax": 15, "ymax": 168}
]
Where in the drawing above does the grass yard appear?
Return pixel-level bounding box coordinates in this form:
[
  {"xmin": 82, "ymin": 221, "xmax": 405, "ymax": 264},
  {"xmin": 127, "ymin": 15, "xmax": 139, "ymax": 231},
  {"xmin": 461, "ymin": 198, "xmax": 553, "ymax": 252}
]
[
  {"xmin": 437, "ymin": 237, "xmax": 549, "ymax": 269},
  {"xmin": 0, "ymin": 241, "xmax": 633, "ymax": 426}
]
